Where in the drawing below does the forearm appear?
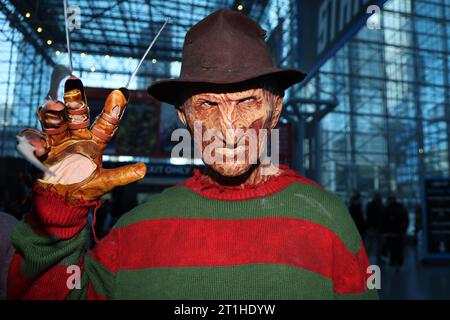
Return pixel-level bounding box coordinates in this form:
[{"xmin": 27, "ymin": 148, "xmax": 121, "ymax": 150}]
[
  {"xmin": 7, "ymin": 184, "xmax": 99, "ymax": 299},
  {"xmin": 9, "ymin": 76, "xmax": 144, "ymax": 300}
]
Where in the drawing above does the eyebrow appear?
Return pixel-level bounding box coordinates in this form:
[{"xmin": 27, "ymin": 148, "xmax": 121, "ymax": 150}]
[
  {"xmin": 199, "ymin": 99, "xmax": 219, "ymax": 105},
  {"xmin": 237, "ymin": 95, "xmax": 256, "ymax": 102},
  {"xmin": 195, "ymin": 91, "xmax": 259, "ymax": 101}
]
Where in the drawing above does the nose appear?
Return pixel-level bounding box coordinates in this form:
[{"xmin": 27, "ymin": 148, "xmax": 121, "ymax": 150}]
[
  {"xmin": 217, "ymin": 101, "xmax": 235, "ymax": 130},
  {"xmin": 217, "ymin": 102, "xmax": 241, "ymax": 146}
]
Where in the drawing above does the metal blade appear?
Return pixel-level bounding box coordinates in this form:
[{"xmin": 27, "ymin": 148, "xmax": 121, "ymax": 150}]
[
  {"xmin": 46, "ymin": 64, "xmax": 71, "ymax": 100},
  {"xmin": 63, "ymin": 0, "xmax": 73, "ymax": 74},
  {"xmin": 126, "ymin": 17, "xmax": 170, "ymax": 89},
  {"xmin": 16, "ymin": 136, "xmax": 56, "ymax": 176}
]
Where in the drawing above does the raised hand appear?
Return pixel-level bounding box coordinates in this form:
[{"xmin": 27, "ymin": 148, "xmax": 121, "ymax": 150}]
[{"xmin": 19, "ymin": 76, "xmax": 146, "ymax": 204}]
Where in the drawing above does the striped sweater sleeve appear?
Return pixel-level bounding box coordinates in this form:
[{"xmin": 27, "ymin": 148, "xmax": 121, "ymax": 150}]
[
  {"xmin": 327, "ymin": 195, "xmax": 379, "ymax": 299},
  {"xmin": 7, "ymin": 186, "xmax": 118, "ymax": 300}
]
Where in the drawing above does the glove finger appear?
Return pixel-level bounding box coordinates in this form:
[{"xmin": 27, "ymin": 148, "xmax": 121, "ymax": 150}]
[
  {"xmin": 100, "ymin": 162, "xmax": 146, "ymax": 191},
  {"xmin": 64, "ymin": 76, "xmax": 91, "ymax": 139},
  {"xmin": 38, "ymin": 100, "xmax": 69, "ymax": 145},
  {"xmin": 18, "ymin": 128, "xmax": 51, "ymax": 157},
  {"xmin": 90, "ymin": 88, "xmax": 129, "ymax": 149}
]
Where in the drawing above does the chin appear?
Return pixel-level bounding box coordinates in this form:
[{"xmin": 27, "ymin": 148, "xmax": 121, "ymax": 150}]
[{"xmin": 209, "ymin": 163, "xmax": 252, "ymax": 178}]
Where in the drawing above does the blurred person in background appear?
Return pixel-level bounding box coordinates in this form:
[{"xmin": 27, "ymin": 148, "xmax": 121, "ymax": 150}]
[
  {"xmin": 0, "ymin": 211, "xmax": 18, "ymax": 299},
  {"xmin": 414, "ymin": 203, "xmax": 422, "ymax": 246},
  {"xmin": 349, "ymin": 191, "xmax": 367, "ymax": 240},
  {"xmin": 366, "ymin": 193, "xmax": 384, "ymax": 260},
  {"xmin": 383, "ymin": 196, "xmax": 409, "ymax": 270}
]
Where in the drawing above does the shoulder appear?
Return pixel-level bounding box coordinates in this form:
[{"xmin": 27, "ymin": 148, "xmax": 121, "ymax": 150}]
[
  {"xmin": 283, "ymin": 168, "xmax": 350, "ymax": 223},
  {"xmin": 284, "ymin": 179, "xmax": 362, "ymax": 253}
]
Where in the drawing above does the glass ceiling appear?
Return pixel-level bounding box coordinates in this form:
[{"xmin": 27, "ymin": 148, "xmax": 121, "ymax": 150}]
[{"xmin": 9, "ymin": 0, "xmax": 270, "ymax": 88}]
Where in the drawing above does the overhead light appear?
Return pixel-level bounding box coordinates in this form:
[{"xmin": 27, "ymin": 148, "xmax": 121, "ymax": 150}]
[
  {"xmin": 37, "ymin": 27, "xmax": 43, "ymax": 33},
  {"xmin": 25, "ymin": 12, "xmax": 31, "ymax": 18},
  {"xmin": 91, "ymin": 66, "xmax": 96, "ymax": 72},
  {"xmin": 237, "ymin": 4, "xmax": 244, "ymax": 11},
  {"xmin": 152, "ymin": 58, "xmax": 157, "ymax": 64},
  {"xmin": 55, "ymin": 50, "xmax": 61, "ymax": 56},
  {"xmin": 46, "ymin": 39, "xmax": 52, "ymax": 45},
  {"xmin": 80, "ymin": 52, "xmax": 86, "ymax": 58},
  {"xmin": 105, "ymin": 54, "xmax": 110, "ymax": 59}
]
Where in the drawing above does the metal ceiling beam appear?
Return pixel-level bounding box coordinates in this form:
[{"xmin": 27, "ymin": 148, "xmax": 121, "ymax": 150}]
[
  {"xmin": 66, "ymin": 46, "xmax": 181, "ymax": 61},
  {"xmin": 77, "ymin": 67, "xmax": 168, "ymax": 80},
  {"xmin": 68, "ymin": 47, "xmax": 180, "ymax": 62},
  {"xmin": 0, "ymin": 0, "xmax": 55, "ymax": 66},
  {"xmin": 68, "ymin": 39, "xmax": 182, "ymax": 54}
]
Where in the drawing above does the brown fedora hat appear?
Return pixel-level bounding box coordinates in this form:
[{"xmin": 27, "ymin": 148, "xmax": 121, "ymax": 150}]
[{"xmin": 147, "ymin": 8, "xmax": 307, "ymax": 105}]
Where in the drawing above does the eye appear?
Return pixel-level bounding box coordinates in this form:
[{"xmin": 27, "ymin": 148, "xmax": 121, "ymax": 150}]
[
  {"xmin": 201, "ymin": 100, "xmax": 218, "ymax": 107},
  {"xmin": 238, "ymin": 96, "xmax": 256, "ymax": 104}
]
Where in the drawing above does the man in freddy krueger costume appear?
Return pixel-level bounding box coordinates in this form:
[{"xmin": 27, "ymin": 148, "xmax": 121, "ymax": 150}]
[{"xmin": 8, "ymin": 9, "xmax": 378, "ymax": 299}]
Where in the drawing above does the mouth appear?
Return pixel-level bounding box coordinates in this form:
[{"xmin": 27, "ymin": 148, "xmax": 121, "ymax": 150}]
[{"xmin": 215, "ymin": 145, "xmax": 246, "ymax": 156}]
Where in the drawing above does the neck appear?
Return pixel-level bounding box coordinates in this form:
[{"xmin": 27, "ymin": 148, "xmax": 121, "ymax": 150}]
[{"xmin": 202, "ymin": 162, "xmax": 282, "ymax": 188}]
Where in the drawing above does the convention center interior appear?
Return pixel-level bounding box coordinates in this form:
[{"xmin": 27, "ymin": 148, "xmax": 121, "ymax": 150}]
[{"xmin": 0, "ymin": 0, "xmax": 449, "ymax": 301}]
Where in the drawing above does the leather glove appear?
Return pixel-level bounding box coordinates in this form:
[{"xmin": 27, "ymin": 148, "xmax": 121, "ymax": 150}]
[{"xmin": 19, "ymin": 76, "xmax": 146, "ymax": 204}]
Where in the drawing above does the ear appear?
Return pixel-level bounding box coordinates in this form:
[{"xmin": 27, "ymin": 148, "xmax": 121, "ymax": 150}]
[
  {"xmin": 176, "ymin": 108, "xmax": 187, "ymax": 126},
  {"xmin": 269, "ymin": 94, "xmax": 284, "ymax": 129}
]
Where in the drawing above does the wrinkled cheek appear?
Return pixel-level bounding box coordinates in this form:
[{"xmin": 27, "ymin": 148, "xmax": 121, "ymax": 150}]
[
  {"xmin": 188, "ymin": 109, "xmax": 222, "ymax": 141},
  {"xmin": 239, "ymin": 104, "xmax": 271, "ymax": 130},
  {"xmin": 249, "ymin": 117, "xmax": 265, "ymax": 136},
  {"xmin": 249, "ymin": 117, "xmax": 273, "ymax": 159},
  {"xmin": 197, "ymin": 123, "xmax": 224, "ymax": 159},
  {"xmin": 188, "ymin": 108, "xmax": 221, "ymax": 130}
]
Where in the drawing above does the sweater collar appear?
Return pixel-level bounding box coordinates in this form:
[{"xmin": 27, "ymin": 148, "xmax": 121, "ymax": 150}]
[{"xmin": 178, "ymin": 165, "xmax": 320, "ymax": 201}]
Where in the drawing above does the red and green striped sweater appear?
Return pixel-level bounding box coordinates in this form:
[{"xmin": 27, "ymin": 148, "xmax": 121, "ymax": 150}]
[{"xmin": 7, "ymin": 166, "xmax": 378, "ymax": 299}]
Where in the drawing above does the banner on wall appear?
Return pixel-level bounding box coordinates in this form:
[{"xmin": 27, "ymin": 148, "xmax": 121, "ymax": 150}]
[
  {"xmin": 422, "ymin": 178, "xmax": 450, "ymax": 261},
  {"xmin": 297, "ymin": 0, "xmax": 387, "ymax": 80}
]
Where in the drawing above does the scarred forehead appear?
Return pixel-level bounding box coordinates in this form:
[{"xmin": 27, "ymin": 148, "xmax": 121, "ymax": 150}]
[
  {"xmin": 177, "ymin": 78, "xmax": 283, "ymax": 105},
  {"xmin": 189, "ymin": 87, "xmax": 263, "ymax": 102}
]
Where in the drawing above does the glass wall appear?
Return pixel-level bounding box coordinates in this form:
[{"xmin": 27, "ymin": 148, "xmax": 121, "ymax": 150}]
[
  {"xmin": 298, "ymin": 0, "xmax": 450, "ymax": 213},
  {"xmin": 0, "ymin": 3, "xmax": 52, "ymax": 157}
]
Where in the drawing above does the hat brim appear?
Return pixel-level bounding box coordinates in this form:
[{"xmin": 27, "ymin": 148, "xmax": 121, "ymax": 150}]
[{"xmin": 147, "ymin": 67, "xmax": 307, "ymax": 106}]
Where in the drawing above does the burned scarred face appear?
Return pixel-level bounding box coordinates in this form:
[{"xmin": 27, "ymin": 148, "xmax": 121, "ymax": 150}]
[{"xmin": 177, "ymin": 82, "xmax": 283, "ymax": 177}]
